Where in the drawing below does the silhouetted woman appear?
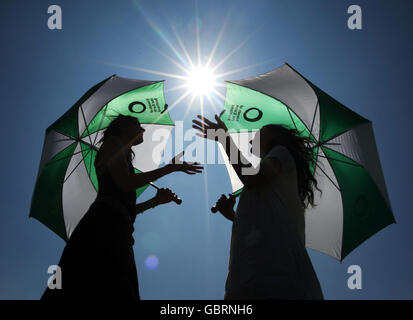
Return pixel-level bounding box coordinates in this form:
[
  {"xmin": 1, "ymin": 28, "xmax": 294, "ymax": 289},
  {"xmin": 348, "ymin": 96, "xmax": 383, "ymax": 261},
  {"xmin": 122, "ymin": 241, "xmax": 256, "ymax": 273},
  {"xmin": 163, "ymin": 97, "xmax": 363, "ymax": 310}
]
[
  {"xmin": 42, "ymin": 115, "xmax": 203, "ymax": 300},
  {"xmin": 193, "ymin": 115, "xmax": 323, "ymax": 300}
]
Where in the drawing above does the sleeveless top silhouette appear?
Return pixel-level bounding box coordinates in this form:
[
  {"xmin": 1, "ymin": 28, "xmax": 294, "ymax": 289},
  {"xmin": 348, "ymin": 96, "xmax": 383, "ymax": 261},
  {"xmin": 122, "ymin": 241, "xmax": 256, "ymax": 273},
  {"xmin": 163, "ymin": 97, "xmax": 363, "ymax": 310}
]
[{"xmin": 41, "ymin": 149, "xmax": 140, "ymax": 300}]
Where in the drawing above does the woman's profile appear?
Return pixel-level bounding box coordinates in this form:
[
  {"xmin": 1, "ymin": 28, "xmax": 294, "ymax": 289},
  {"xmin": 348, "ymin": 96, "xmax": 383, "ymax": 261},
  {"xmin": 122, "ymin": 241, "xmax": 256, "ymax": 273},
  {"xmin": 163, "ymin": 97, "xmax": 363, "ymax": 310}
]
[
  {"xmin": 193, "ymin": 115, "xmax": 323, "ymax": 300},
  {"xmin": 41, "ymin": 114, "xmax": 203, "ymax": 300}
]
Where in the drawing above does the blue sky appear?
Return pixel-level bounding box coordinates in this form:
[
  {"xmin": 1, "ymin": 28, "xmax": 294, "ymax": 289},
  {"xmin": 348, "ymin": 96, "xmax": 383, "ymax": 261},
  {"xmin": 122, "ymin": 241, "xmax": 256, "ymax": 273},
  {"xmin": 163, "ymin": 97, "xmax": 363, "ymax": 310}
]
[{"xmin": 0, "ymin": 0, "xmax": 412, "ymax": 299}]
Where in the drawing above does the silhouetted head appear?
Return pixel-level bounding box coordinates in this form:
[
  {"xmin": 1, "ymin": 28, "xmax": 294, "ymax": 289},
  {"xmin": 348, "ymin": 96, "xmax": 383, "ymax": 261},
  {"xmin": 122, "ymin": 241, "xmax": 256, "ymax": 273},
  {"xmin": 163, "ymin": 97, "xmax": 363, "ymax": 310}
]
[
  {"xmin": 103, "ymin": 115, "xmax": 145, "ymax": 146},
  {"xmin": 250, "ymin": 124, "xmax": 320, "ymax": 208},
  {"xmin": 99, "ymin": 115, "xmax": 145, "ymax": 161}
]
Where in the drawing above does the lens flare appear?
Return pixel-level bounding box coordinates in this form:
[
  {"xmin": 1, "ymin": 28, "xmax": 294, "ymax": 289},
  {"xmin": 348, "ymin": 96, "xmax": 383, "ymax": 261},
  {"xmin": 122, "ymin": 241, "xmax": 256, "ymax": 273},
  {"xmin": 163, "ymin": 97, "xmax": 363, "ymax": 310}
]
[{"xmin": 144, "ymin": 254, "xmax": 159, "ymax": 270}]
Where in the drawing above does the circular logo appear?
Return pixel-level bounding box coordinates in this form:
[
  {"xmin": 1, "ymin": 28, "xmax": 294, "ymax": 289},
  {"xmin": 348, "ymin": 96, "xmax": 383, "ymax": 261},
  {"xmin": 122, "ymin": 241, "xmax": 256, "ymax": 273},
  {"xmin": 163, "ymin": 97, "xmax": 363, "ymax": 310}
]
[
  {"xmin": 243, "ymin": 107, "xmax": 263, "ymax": 122},
  {"xmin": 128, "ymin": 101, "xmax": 146, "ymax": 114}
]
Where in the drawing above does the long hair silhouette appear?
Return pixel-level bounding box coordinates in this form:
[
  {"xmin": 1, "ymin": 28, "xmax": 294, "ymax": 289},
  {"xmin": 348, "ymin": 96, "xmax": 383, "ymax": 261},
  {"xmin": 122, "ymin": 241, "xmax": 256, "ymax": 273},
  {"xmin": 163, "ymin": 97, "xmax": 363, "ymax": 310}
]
[{"xmin": 261, "ymin": 124, "xmax": 320, "ymax": 208}]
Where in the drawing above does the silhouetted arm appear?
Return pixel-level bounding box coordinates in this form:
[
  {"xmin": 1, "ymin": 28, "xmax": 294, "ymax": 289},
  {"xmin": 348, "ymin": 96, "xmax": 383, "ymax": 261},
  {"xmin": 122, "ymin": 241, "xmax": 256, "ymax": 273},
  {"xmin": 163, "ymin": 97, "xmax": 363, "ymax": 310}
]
[
  {"xmin": 193, "ymin": 115, "xmax": 281, "ymax": 186},
  {"xmin": 135, "ymin": 188, "xmax": 177, "ymax": 215},
  {"xmin": 99, "ymin": 138, "xmax": 202, "ymax": 193},
  {"xmin": 135, "ymin": 198, "xmax": 158, "ymax": 214},
  {"xmin": 222, "ymin": 134, "xmax": 282, "ymax": 186}
]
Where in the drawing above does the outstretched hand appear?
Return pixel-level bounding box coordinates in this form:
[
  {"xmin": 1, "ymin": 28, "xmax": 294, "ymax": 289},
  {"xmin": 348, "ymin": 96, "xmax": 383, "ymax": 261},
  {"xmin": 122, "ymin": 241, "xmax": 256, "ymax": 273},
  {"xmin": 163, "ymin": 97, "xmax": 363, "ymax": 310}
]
[
  {"xmin": 169, "ymin": 151, "xmax": 203, "ymax": 175},
  {"xmin": 192, "ymin": 114, "xmax": 228, "ymax": 141}
]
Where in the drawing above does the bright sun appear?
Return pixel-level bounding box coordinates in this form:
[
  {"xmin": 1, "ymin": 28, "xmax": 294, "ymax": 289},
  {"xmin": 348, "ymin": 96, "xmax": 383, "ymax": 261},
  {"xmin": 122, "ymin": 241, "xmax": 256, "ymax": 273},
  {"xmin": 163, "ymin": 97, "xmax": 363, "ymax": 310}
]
[
  {"xmin": 186, "ymin": 66, "xmax": 216, "ymax": 96},
  {"xmin": 111, "ymin": 13, "xmax": 264, "ymax": 111}
]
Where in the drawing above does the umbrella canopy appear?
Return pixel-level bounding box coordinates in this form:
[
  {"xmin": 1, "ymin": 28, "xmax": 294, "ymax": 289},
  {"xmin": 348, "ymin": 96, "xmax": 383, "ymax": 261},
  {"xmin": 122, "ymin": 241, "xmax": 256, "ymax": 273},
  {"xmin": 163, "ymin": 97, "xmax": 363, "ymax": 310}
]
[
  {"xmin": 30, "ymin": 75, "xmax": 174, "ymax": 241},
  {"xmin": 219, "ymin": 63, "xmax": 395, "ymax": 260}
]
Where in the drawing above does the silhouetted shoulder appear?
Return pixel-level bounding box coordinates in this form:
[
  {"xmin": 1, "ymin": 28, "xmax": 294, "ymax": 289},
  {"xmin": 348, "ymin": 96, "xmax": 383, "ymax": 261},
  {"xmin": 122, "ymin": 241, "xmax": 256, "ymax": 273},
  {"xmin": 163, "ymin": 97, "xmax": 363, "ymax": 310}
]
[
  {"xmin": 264, "ymin": 145, "xmax": 295, "ymax": 173},
  {"xmin": 96, "ymin": 136, "xmax": 126, "ymax": 170}
]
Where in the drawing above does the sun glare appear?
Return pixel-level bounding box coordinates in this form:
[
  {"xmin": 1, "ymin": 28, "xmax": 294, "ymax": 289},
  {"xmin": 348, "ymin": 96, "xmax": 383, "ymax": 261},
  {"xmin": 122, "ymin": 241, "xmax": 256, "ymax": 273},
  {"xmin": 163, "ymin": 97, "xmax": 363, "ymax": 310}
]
[
  {"xmin": 108, "ymin": 8, "xmax": 272, "ymax": 117},
  {"xmin": 186, "ymin": 66, "xmax": 216, "ymax": 96}
]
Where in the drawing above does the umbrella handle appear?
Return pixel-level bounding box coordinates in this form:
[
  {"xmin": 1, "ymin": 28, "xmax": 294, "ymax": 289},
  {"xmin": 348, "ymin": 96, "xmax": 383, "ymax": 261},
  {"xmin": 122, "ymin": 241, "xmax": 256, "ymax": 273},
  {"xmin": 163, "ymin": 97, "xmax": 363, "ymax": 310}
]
[
  {"xmin": 211, "ymin": 192, "xmax": 239, "ymax": 213},
  {"xmin": 173, "ymin": 195, "xmax": 182, "ymax": 205},
  {"xmin": 149, "ymin": 182, "xmax": 182, "ymax": 205}
]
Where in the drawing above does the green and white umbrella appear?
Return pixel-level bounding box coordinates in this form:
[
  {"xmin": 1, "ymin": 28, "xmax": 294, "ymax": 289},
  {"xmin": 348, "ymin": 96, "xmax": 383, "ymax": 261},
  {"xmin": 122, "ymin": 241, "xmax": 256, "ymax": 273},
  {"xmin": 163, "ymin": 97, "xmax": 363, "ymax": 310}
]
[
  {"xmin": 219, "ymin": 63, "xmax": 395, "ymax": 261},
  {"xmin": 30, "ymin": 75, "xmax": 174, "ymax": 241}
]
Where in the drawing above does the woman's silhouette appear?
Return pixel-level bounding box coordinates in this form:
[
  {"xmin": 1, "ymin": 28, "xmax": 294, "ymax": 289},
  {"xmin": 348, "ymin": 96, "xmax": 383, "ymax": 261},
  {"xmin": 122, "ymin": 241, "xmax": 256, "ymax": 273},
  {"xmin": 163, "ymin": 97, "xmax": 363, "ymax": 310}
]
[
  {"xmin": 42, "ymin": 115, "xmax": 203, "ymax": 300},
  {"xmin": 193, "ymin": 115, "xmax": 323, "ymax": 300}
]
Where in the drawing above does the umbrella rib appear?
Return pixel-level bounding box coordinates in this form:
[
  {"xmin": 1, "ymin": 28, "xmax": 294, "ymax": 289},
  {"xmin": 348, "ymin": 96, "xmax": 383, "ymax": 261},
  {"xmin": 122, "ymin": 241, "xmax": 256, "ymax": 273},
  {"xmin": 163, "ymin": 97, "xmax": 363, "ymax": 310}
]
[
  {"xmin": 318, "ymin": 154, "xmax": 361, "ymax": 167},
  {"xmin": 87, "ymin": 105, "xmax": 109, "ymax": 175},
  {"xmin": 322, "ymin": 142, "xmax": 341, "ymax": 146},
  {"xmin": 315, "ymin": 163, "xmax": 341, "ymax": 191},
  {"xmin": 89, "ymin": 144, "xmax": 94, "ymax": 177},
  {"xmin": 52, "ymin": 138, "xmax": 77, "ymax": 143},
  {"xmin": 53, "ymin": 137, "xmax": 102, "ymax": 149},
  {"xmin": 312, "ymin": 141, "xmax": 342, "ymax": 149},
  {"xmin": 63, "ymin": 148, "xmax": 92, "ymax": 183},
  {"xmin": 80, "ymin": 106, "xmax": 94, "ymax": 147},
  {"xmin": 309, "ymin": 101, "xmax": 319, "ymax": 139},
  {"xmin": 50, "ymin": 130, "xmax": 78, "ymax": 142},
  {"xmin": 92, "ymin": 104, "xmax": 108, "ymax": 147},
  {"xmin": 78, "ymin": 140, "xmax": 96, "ymax": 177},
  {"xmin": 286, "ymin": 108, "xmax": 298, "ymax": 131},
  {"xmin": 45, "ymin": 148, "xmax": 88, "ymax": 167},
  {"xmin": 318, "ymin": 122, "xmax": 369, "ymax": 146}
]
